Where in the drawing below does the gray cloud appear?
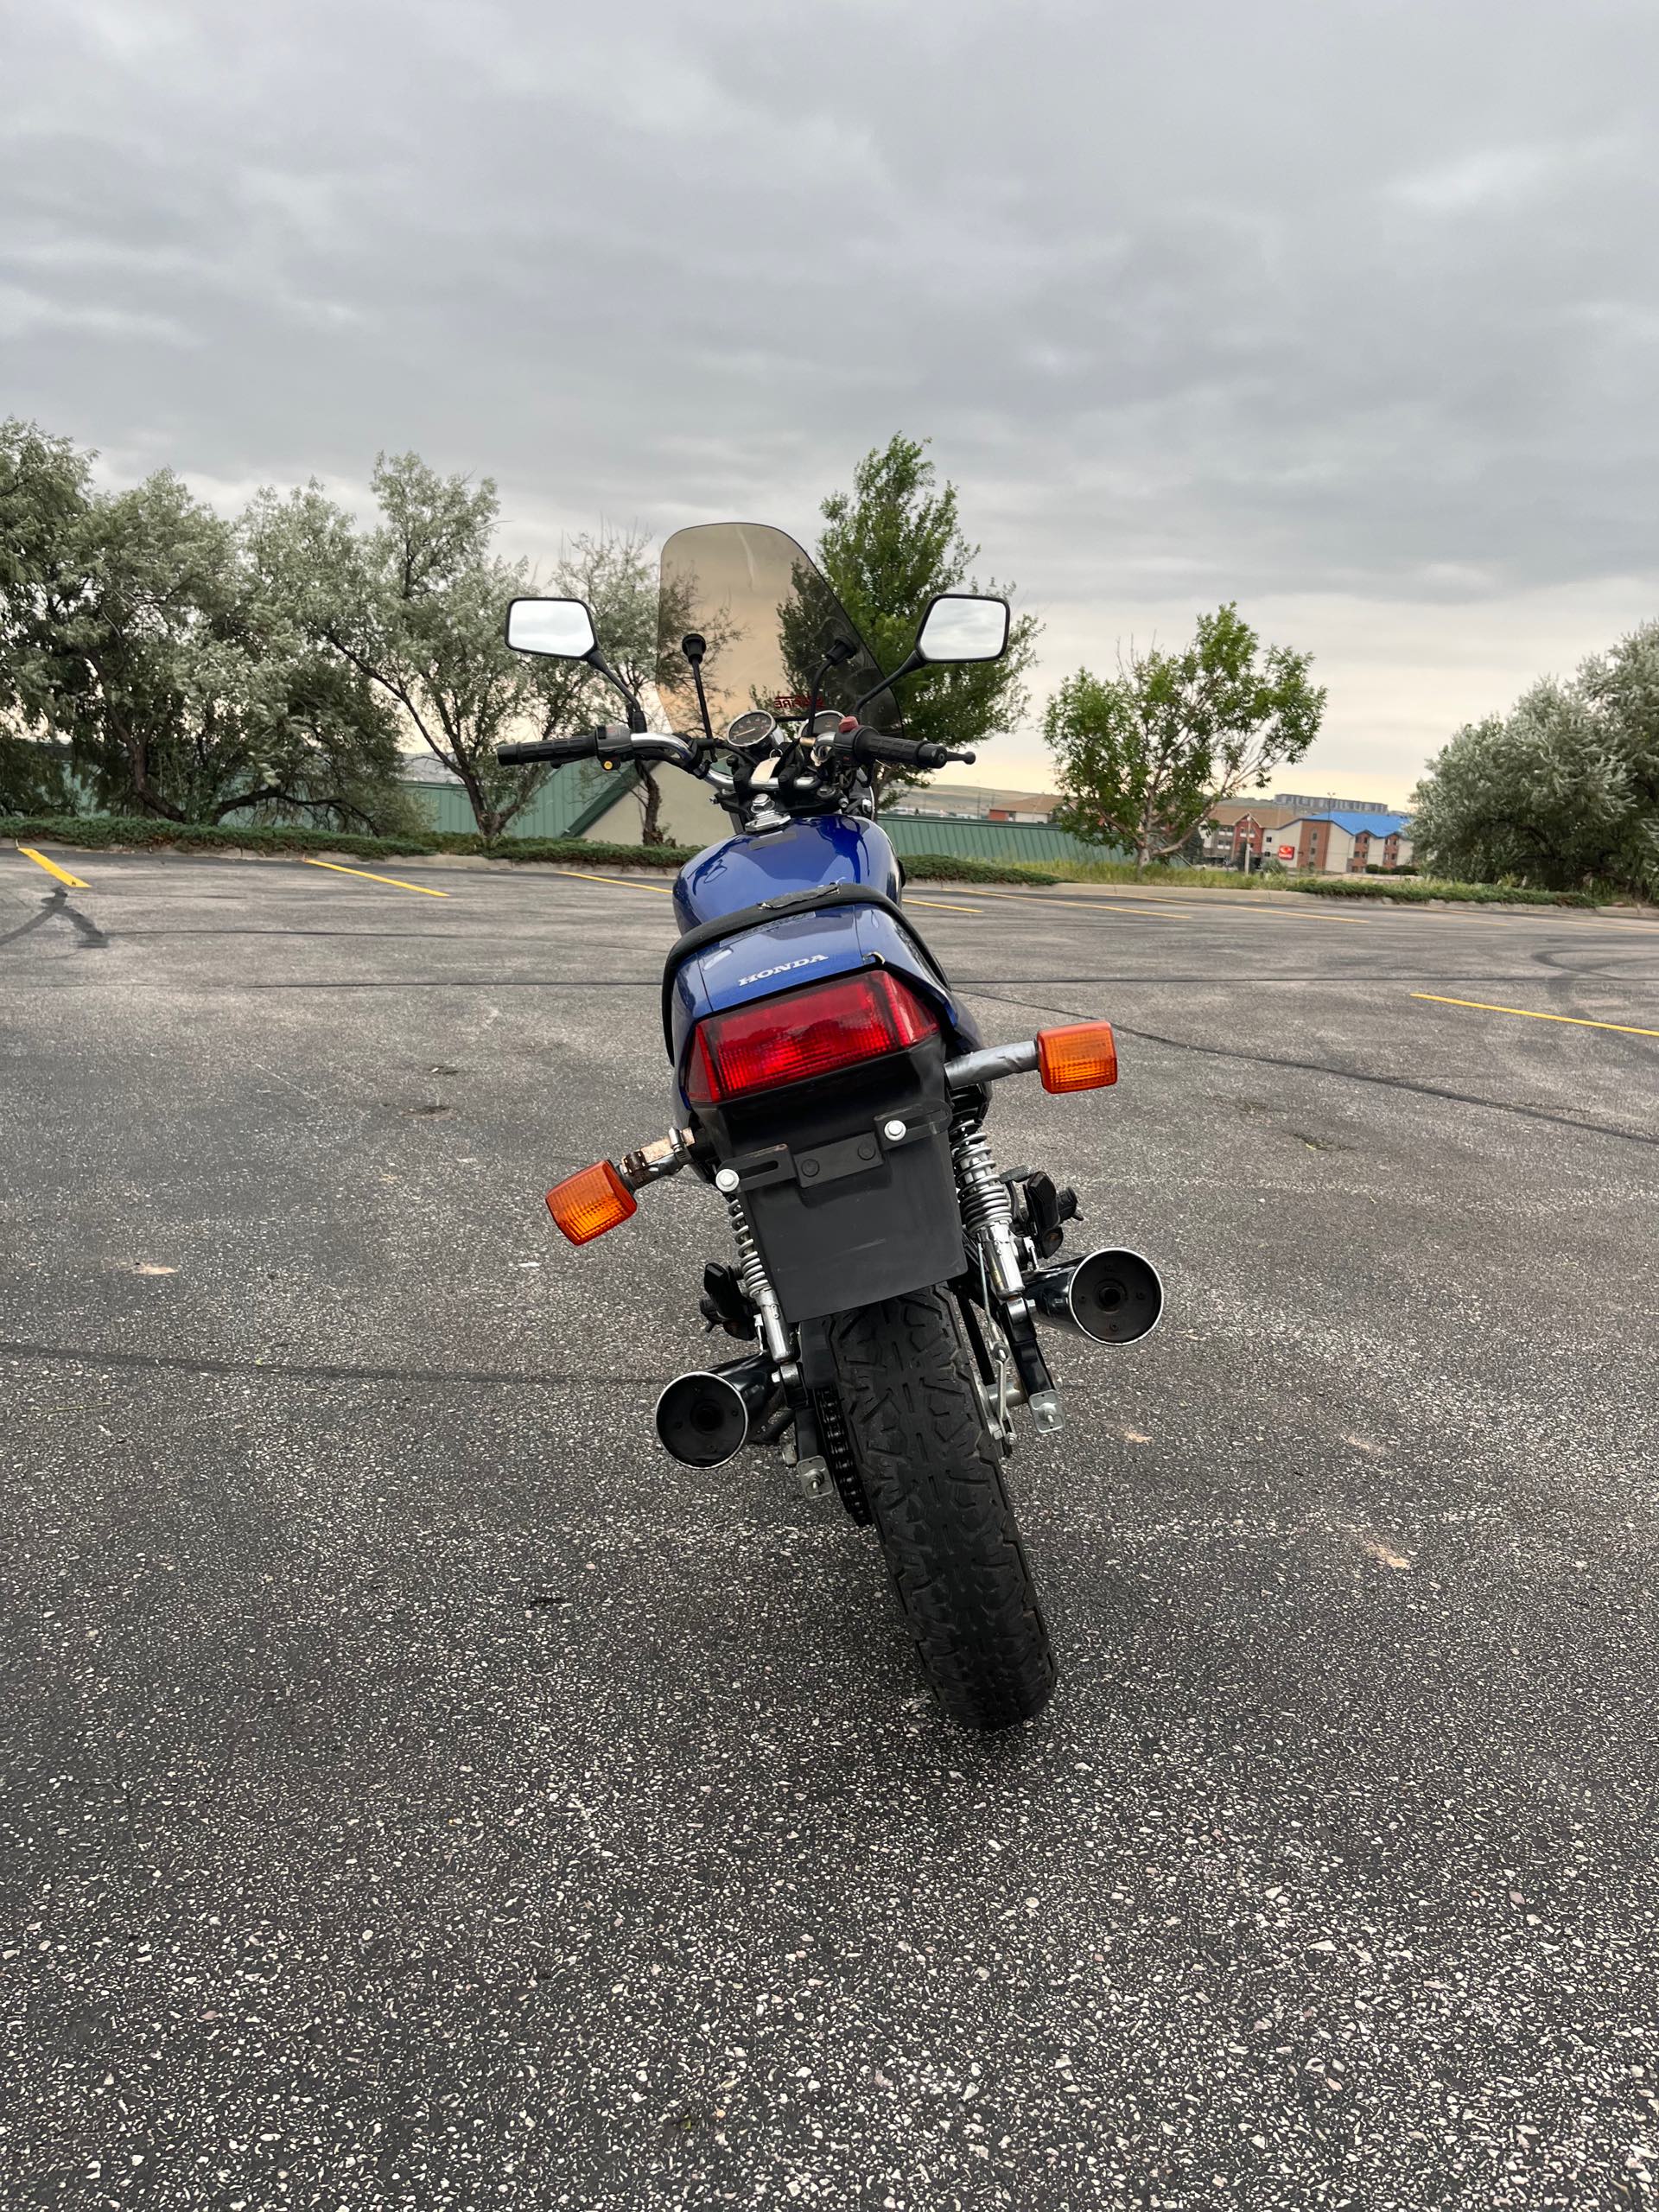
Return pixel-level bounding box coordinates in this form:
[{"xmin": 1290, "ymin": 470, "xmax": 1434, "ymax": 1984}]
[{"xmin": 5, "ymin": 0, "xmax": 1658, "ymax": 798}]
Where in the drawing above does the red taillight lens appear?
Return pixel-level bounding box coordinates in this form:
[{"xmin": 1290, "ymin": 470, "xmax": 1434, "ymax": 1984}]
[{"xmin": 688, "ymin": 969, "xmax": 938, "ymax": 1104}]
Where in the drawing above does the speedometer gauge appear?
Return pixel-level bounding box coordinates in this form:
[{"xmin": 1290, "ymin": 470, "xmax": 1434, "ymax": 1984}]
[{"xmin": 725, "ymin": 709, "xmax": 777, "ymax": 754}]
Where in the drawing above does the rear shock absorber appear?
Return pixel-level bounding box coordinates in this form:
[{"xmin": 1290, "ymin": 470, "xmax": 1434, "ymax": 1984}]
[
  {"xmin": 721, "ymin": 1185, "xmax": 794, "ymax": 1372},
  {"xmin": 950, "ymin": 1116, "xmax": 1028, "ymax": 1309},
  {"xmin": 950, "ymin": 1114, "xmax": 1064, "ymax": 1434},
  {"xmin": 720, "ymin": 1178, "xmax": 828, "ymax": 1492}
]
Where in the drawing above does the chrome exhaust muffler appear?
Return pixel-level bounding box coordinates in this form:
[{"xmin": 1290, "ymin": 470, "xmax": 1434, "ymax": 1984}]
[
  {"xmin": 1027, "ymin": 1246, "xmax": 1163, "ymax": 1345},
  {"xmin": 654, "ymin": 1353, "xmax": 778, "ymax": 1467}
]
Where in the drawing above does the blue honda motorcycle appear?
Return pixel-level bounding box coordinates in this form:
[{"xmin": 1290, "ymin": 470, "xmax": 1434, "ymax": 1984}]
[{"xmin": 499, "ymin": 523, "xmax": 1161, "ymax": 1730}]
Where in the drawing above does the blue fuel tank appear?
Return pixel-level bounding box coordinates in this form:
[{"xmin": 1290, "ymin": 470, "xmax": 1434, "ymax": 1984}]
[{"xmin": 671, "ymin": 814, "xmax": 902, "ymax": 932}]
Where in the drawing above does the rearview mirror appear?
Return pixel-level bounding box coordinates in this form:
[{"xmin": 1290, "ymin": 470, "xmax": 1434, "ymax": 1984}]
[
  {"xmin": 505, "ymin": 596, "xmax": 599, "ymax": 660},
  {"xmin": 913, "ymin": 593, "xmax": 1010, "ymax": 665}
]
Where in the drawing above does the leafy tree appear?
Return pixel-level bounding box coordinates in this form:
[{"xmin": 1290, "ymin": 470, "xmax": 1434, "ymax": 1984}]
[
  {"xmin": 2, "ymin": 419, "xmax": 93, "ymax": 814},
  {"xmin": 817, "ymin": 435, "xmax": 1039, "ymax": 800},
  {"xmin": 1, "ymin": 419, "xmax": 404, "ymax": 828},
  {"xmin": 1411, "ymin": 622, "xmax": 1659, "ymax": 897},
  {"xmin": 1, "ymin": 419, "xmax": 92, "ymax": 648},
  {"xmin": 1043, "ymin": 604, "xmax": 1325, "ymax": 872},
  {"xmin": 0, "ymin": 734, "xmax": 78, "ymax": 814},
  {"xmin": 250, "ymin": 454, "xmax": 621, "ymax": 842}
]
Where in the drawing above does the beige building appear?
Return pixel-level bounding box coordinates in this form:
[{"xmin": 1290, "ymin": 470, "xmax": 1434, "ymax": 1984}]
[{"xmin": 1269, "ymin": 811, "xmax": 1414, "ymax": 874}]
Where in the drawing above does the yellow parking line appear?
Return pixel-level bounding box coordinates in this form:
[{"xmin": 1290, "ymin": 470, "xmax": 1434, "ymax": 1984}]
[
  {"xmin": 904, "ymin": 895, "xmax": 981, "ymax": 915},
  {"xmin": 16, "ymin": 846, "xmax": 90, "ymax": 889},
  {"xmin": 556, "ymin": 868, "xmax": 675, "ymax": 896},
  {"xmin": 1411, "ymin": 992, "xmax": 1659, "ymax": 1038},
  {"xmin": 302, "ymin": 857, "xmax": 448, "ymax": 898}
]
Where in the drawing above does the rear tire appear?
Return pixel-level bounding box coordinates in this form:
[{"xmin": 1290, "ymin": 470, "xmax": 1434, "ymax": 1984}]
[{"xmin": 828, "ymin": 1288, "xmax": 1057, "ymax": 1731}]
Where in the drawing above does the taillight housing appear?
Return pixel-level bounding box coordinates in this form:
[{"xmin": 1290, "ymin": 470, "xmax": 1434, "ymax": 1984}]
[{"xmin": 687, "ymin": 969, "xmax": 938, "ymax": 1105}]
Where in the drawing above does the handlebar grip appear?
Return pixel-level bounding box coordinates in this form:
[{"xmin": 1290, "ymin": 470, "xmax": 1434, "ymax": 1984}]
[
  {"xmin": 840, "ymin": 727, "xmax": 976, "ymax": 772},
  {"xmin": 496, "ymin": 732, "xmax": 603, "ymax": 766},
  {"xmin": 843, "ymin": 727, "xmax": 925, "ymax": 769}
]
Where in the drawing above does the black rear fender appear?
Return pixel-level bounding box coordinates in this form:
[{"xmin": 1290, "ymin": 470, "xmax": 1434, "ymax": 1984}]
[{"xmin": 696, "ymin": 1037, "xmax": 965, "ymax": 1325}]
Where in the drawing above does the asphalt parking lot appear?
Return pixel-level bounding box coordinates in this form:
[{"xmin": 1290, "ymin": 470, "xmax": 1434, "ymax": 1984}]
[{"xmin": 3, "ymin": 842, "xmax": 1656, "ymax": 2211}]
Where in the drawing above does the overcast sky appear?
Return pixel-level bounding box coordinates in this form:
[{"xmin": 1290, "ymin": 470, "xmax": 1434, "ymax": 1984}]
[{"xmin": 6, "ymin": 0, "xmax": 1657, "ymax": 802}]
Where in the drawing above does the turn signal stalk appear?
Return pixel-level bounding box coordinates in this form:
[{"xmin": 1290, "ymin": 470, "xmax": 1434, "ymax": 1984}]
[
  {"xmin": 944, "ymin": 1020, "xmax": 1117, "ymax": 1095},
  {"xmin": 545, "ymin": 1126, "xmax": 697, "ymax": 1247}
]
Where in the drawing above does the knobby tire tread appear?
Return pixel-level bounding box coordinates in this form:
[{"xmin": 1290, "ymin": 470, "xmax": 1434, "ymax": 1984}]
[{"xmin": 829, "ymin": 1288, "xmax": 1056, "ymax": 1731}]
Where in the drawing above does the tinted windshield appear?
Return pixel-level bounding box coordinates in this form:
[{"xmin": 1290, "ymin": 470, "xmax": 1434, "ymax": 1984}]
[{"xmin": 656, "ymin": 523, "xmax": 900, "ymax": 736}]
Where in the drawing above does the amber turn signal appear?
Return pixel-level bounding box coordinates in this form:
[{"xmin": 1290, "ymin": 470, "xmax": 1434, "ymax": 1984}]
[
  {"xmin": 1036, "ymin": 1020, "xmax": 1118, "ymax": 1093},
  {"xmin": 546, "ymin": 1160, "xmax": 638, "ymax": 1245}
]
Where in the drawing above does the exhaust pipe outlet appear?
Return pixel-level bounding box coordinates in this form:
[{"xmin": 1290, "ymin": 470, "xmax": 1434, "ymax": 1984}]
[
  {"xmin": 654, "ymin": 1354, "xmax": 778, "ymax": 1467},
  {"xmin": 1028, "ymin": 1246, "xmax": 1164, "ymax": 1346}
]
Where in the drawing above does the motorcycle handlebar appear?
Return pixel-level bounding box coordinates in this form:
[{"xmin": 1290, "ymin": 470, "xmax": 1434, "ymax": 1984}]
[
  {"xmin": 496, "ymin": 721, "xmax": 976, "ymax": 779},
  {"xmin": 497, "ymin": 725, "xmax": 696, "ymax": 769}
]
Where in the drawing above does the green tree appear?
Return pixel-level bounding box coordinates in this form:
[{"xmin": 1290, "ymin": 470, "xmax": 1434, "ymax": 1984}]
[
  {"xmin": 0, "ymin": 733, "xmax": 78, "ymax": 814},
  {"xmin": 250, "ymin": 454, "xmax": 613, "ymax": 841},
  {"xmin": 1, "ymin": 419, "xmax": 404, "ymax": 828},
  {"xmin": 2, "ymin": 419, "xmax": 92, "ymax": 814},
  {"xmin": 1410, "ymin": 623, "xmax": 1659, "ymax": 898},
  {"xmin": 817, "ymin": 435, "xmax": 1039, "ymax": 800},
  {"xmin": 1043, "ymin": 604, "xmax": 1325, "ymax": 872}
]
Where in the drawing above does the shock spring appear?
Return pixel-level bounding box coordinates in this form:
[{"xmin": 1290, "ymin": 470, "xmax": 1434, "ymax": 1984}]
[
  {"xmin": 950, "ymin": 1117, "xmax": 1014, "ymax": 1235},
  {"xmin": 725, "ymin": 1191, "xmax": 793, "ymax": 1369},
  {"xmin": 950, "ymin": 1115, "xmax": 1027, "ymax": 1305}
]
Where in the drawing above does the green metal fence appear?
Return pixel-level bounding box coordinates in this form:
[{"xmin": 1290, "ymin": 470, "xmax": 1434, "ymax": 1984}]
[
  {"xmin": 402, "ymin": 776, "xmax": 1122, "ymax": 865},
  {"xmin": 394, "ymin": 762, "xmax": 628, "ymax": 839},
  {"xmin": 881, "ymin": 814, "xmax": 1124, "ymax": 867}
]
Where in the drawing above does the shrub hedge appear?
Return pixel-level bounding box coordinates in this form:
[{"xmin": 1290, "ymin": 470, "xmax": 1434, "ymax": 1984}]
[
  {"xmin": 1286, "ymin": 874, "xmax": 1596, "ymax": 908},
  {"xmin": 901, "ymin": 853, "xmax": 1058, "ymax": 886}
]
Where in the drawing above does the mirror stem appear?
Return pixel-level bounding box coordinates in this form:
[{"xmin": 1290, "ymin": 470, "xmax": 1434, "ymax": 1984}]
[
  {"xmin": 587, "ymin": 648, "xmax": 647, "ymax": 732},
  {"xmin": 848, "ymin": 645, "xmax": 921, "ymax": 722},
  {"xmin": 804, "ymin": 635, "xmax": 857, "ymax": 732},
  {"xmin": 680, "ymin": 633, "xmax": 716, "ymax": 745}
]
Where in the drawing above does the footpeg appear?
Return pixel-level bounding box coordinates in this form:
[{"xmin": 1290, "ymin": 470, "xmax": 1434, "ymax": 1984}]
[
  {"xmin": 1027, "ymin": 1389, "xmax": 1064, "ymax": 1434},
  {"xmin": 792, "ymin": 1455, "xmax": 830, "ymax": 1498}
]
